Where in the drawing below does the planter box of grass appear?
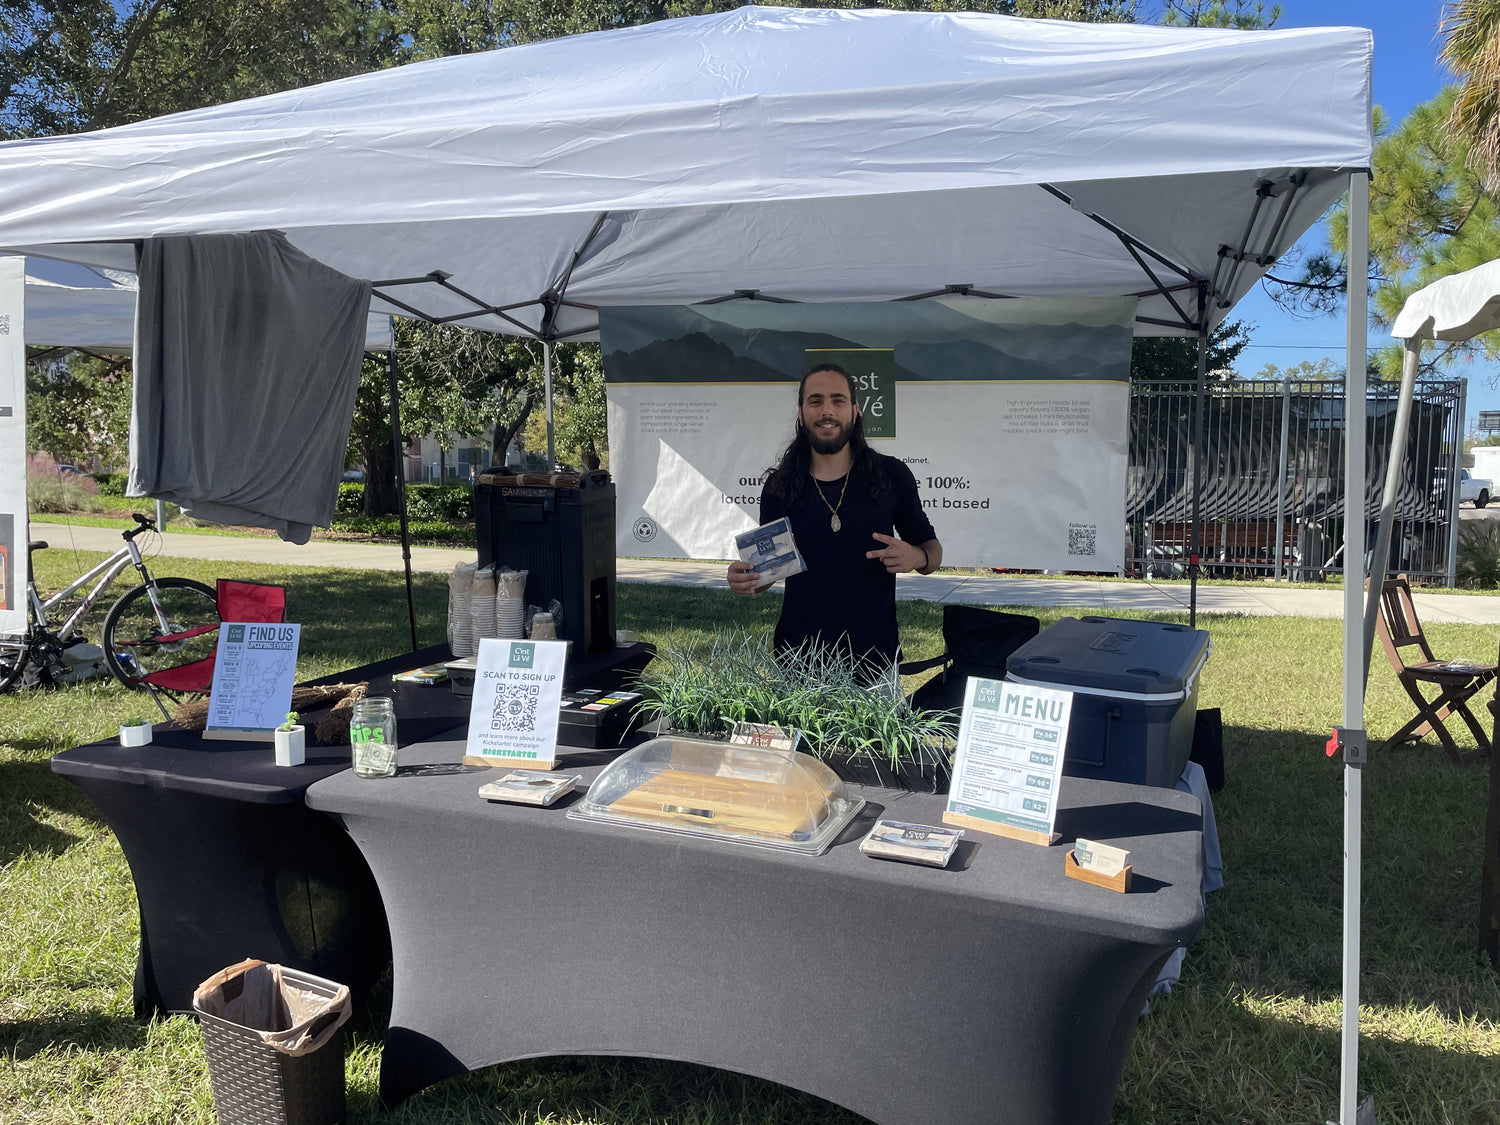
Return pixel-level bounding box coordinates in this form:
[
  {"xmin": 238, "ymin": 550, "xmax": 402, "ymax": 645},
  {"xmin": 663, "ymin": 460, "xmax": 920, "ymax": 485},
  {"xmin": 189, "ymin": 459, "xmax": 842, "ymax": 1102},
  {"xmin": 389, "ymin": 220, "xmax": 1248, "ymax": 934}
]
[{"xmin": 632, "ymin": 630, "xmax": 956, "ymax": 792}]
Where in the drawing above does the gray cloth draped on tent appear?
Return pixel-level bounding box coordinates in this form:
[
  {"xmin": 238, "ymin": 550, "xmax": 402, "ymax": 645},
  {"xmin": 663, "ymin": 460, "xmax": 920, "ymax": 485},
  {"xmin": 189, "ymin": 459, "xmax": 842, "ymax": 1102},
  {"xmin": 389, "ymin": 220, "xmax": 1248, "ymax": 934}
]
[{"xmin": 129, "ymin": 232, "xmax": 371, "ymax": 544}]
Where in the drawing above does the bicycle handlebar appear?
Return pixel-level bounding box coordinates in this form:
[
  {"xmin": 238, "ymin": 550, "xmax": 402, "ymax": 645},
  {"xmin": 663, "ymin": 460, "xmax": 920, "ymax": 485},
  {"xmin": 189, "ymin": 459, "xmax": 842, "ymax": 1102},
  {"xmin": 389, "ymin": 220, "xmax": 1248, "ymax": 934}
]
[{"xmin": 124, "ymin": 513, "xmax": 157, "ymax": 541}]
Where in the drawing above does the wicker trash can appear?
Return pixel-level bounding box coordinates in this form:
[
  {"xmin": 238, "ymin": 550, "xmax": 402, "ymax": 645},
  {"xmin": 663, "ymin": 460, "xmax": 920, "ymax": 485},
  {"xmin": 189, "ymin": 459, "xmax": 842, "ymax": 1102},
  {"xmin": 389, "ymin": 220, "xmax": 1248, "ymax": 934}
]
[{"xmin": 193, "ymin": 958, "xmax": 352, "ymax": 1125}]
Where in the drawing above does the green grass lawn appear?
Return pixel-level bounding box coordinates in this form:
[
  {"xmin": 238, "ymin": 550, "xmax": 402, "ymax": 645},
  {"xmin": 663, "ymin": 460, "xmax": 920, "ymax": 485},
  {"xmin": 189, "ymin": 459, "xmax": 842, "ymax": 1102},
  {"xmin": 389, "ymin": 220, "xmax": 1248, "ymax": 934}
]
[{"xmin": 2, "ymin": 551, "xmax": 1498, "ymax": 1123}]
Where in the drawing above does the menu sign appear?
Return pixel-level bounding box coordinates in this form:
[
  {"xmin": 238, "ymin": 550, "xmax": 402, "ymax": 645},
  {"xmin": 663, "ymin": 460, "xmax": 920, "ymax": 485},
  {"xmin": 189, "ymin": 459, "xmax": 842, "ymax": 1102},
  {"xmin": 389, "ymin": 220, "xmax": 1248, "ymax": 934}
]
[{"xmin": 943, "ymin": 677, "xmax": 1073, "ymax": 846}]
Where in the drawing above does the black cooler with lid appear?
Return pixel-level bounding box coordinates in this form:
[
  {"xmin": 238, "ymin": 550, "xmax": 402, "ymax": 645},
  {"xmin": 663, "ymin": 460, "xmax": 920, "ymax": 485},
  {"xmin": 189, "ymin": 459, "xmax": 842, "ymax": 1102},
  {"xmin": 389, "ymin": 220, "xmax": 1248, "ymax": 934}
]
[{"xmin": 1005, "ymin": 616, "xmax": 1210, "ymax": 788}]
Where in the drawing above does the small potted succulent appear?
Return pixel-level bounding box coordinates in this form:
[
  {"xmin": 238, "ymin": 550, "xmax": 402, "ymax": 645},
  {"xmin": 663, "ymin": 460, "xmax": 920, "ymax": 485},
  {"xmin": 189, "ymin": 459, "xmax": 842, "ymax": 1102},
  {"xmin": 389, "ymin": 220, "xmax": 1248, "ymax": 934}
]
[
  {"xmin": 274, "ymin": 712, "xmax": 305, "ymax": 767},
  {"xmin": 119, "ymin": 718, "xmax": 153, "ymax": 747}
]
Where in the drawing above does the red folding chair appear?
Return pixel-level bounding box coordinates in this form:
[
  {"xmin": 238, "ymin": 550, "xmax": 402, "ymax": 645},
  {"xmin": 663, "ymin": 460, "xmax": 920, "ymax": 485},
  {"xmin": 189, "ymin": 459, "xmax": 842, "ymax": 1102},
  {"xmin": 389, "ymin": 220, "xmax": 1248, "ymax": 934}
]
[{"xmin": 137, "ymin": 579, "xmax": 286, "ymax": 699}]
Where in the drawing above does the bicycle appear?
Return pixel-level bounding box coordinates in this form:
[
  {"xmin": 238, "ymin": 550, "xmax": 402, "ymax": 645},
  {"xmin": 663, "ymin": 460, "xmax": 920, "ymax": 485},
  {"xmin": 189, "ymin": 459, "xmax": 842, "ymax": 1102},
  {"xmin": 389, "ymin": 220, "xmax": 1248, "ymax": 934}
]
[{"xmin": 0, "ymin": 513, "xmax": 219, "ymax": 693}]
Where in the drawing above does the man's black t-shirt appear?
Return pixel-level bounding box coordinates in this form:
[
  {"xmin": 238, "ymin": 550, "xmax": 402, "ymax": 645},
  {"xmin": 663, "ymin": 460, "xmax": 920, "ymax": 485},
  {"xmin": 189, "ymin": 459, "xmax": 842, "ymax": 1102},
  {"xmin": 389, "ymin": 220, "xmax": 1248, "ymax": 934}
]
[{"xmin": 760, "ymin": 454, "xmax": 936, "ymax": 669}]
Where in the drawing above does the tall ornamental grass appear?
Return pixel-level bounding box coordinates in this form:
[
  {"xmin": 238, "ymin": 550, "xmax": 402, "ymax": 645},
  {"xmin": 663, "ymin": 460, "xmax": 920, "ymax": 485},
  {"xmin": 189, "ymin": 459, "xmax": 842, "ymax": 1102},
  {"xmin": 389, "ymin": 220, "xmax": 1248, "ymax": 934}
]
[{"xmin": 633, "ymin": 628, "xmax": 956, "ymax": 779}]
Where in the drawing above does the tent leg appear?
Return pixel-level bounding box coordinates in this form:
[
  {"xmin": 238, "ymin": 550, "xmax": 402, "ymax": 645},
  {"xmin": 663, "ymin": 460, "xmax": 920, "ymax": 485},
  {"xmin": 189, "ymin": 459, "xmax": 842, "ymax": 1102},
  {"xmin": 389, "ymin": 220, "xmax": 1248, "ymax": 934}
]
[
  {"xmin": 1189, "ymin": 286, "xmax": 1208, "ymax": 629},
  {"xmin": 387, "ymin": 349, "xmax": 419, "ymax": 653},
  {"xmin": 1482, "ymin": 687, "xmax": 1500, "ymax": 965},
  {"xmin": 544, "ymin": 340, "xmax": 556, "ymax": 468},
  {"xmin": 1274, "ymin": 376, "xmax": 1292, "ymax": 582},
  {"xmin": 1335, "ymin": 169, "xmax": 1370, "ymax": 1125},
  {"xmin": 1445, "ymin": 379, "xmax": 1467, "ymax": 588},
  {"xmin": 1360, "ymin": 341, "xmax": 1419, "ymax": 685}
]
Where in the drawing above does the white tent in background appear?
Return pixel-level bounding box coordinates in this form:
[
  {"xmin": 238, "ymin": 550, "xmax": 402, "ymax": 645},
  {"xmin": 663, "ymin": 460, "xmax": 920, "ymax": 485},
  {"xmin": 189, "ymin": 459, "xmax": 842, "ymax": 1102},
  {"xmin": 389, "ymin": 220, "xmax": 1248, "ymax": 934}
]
[
  {"xmin": 1391, "ymin": 260, "xmax": 1500, "ymax": 343},
  {"xmin": 22, "ymin": 257, "xmax": 394, "ymax": 352},
  {"xmin": 0, "ymin": 8, "xmax": 1377, "ymax": 1120},
  {"xmin": 23, "ymin": 259, "xmax": 138, "ymax": 353},
  {"xmin": 1381, "ymin": 261, "xmax": 1500, "ymax": 974}
]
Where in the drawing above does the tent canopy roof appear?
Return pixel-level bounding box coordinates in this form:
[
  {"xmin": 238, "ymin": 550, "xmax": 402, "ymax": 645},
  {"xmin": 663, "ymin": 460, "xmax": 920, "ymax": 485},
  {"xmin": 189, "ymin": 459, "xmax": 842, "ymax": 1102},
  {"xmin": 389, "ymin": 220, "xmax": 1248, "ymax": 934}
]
[
  {"xmin": 1391, "ymin": 258, "xmax": 1500, "ymax": 343},
  {"xmin": 0, "ymin": 6, "xmax": 1372, "ymax": 340}
]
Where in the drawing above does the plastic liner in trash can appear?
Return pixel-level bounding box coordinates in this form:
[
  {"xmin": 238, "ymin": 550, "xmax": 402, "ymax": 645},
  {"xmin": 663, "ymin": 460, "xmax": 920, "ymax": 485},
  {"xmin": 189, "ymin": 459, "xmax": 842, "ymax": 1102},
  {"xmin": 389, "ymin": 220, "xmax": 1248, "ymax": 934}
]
[{"xmin": 193, "ymin": 958, "xmax": 352, "ymax": 1125}]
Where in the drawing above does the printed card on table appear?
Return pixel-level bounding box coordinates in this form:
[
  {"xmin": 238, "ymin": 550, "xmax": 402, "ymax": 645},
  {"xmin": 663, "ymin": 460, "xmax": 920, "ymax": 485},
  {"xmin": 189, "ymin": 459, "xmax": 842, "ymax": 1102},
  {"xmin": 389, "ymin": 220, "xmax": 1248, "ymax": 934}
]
[
  {"xmin": 465, "ymin": 638, "xmax": 568, "ymax": 767},
  {"xmin": 943, "ymin": 677, "xmax": 1073, "ymax": 846}
]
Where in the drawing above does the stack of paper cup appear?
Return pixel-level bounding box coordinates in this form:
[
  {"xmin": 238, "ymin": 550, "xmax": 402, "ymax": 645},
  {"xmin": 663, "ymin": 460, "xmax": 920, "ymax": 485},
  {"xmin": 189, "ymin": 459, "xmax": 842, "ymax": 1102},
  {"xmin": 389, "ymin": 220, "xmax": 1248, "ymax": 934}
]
[
  {"xmin": 494, "ymin": 568, "xmax": 527, "ymax": 639},
  {"xmin": 470, "ymin": 568, "xmax": 497, "ymax": 644},
  {"xmin": 447, "ymin": 562, "xmax": 477, "ymax": 656}
]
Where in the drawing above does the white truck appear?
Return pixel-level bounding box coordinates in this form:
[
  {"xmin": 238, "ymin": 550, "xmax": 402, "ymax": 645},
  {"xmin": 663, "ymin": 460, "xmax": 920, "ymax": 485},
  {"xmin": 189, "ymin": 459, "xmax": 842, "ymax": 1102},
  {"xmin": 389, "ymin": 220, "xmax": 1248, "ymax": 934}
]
[{"xmin": 1436, "ymin": 466, "xmax": 1493, "ymax": 508}]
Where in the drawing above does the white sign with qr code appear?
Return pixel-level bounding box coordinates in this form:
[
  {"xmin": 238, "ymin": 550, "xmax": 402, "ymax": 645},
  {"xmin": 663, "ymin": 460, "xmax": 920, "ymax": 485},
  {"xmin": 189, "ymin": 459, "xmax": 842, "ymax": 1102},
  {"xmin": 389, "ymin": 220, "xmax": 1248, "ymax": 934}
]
[{"xmin": 465, "ymin": 638, "xmax": 568, "ymax": 765}]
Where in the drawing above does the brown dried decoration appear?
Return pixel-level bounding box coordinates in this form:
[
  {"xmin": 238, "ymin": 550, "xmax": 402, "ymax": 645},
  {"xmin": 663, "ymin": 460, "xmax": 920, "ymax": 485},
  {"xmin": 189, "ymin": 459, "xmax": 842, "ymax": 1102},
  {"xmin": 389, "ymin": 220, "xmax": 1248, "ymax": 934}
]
[
  {"xmin": 172, "ymin": 682, "xmax": 368, "ymax": 734},
  {"xmin": 315, "ymin": 682, "xmax": 370, "ymax": 745}
]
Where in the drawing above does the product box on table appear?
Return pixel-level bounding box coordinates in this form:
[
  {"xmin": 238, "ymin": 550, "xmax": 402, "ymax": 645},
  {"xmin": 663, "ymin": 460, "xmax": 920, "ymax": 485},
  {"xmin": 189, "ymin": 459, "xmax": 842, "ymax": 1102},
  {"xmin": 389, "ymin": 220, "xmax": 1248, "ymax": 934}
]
[
  {"xmin": 1005, "ymin": 616, "xmax": 1210, "ymax": 788},
  {"xmin": 557, "ymin": 689, "xmax": 641, "ymax": 748}
]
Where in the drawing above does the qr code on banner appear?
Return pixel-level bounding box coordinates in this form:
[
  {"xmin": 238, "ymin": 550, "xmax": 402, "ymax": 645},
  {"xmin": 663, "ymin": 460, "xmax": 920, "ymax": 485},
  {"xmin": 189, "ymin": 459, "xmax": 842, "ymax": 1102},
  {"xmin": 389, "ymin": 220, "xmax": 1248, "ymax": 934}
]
[
  {"xmin": 1067, "ymin": 523, "xmax": 1098, "ymax": 557},
  {"xmin": 490, "ymin": 683, "xmax": 540, "ymax": 732},
  {"xmin": 0, "ymin": 314, "xmax": 9, "ymax": 336}
]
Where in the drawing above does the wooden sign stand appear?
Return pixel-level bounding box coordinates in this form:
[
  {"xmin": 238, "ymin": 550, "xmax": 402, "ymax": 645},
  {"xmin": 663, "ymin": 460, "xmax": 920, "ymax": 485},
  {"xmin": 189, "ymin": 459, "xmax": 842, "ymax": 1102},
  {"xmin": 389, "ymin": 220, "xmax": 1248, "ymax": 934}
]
[
  {"xmin": 203, "ymin": 728, "xmax": 275, "ymax": 743},
  {"xmin": 463, "ymin": 754, "xmax": 559, "ymax": 771},
  {"xmin": 943, "ymin": 810, "xmax": 1060, "ymax": 847},
  {"xmin": 1064, "ymin": 850, "xmax": 1133, "ymax": 892}
]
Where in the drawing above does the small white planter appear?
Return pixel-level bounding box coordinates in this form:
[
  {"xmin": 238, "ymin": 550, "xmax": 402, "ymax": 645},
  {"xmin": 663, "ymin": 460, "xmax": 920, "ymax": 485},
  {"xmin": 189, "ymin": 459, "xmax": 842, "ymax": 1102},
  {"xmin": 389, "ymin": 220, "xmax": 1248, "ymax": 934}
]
[
  {"xmin": 119, "ymin": 722, "xmax": 153, "ymax": 747},
  {"xmin": 274, "ymin": 725, "xmax": 306, "ymax": 767}
]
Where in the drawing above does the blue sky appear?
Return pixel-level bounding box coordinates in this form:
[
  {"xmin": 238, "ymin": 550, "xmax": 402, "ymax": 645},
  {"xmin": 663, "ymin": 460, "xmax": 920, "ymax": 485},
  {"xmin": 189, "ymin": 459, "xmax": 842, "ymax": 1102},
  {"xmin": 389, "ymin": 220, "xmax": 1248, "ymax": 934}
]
[{"xmin": 1228, "ymin": 3, "xmax": 1485, "ymax": 408}]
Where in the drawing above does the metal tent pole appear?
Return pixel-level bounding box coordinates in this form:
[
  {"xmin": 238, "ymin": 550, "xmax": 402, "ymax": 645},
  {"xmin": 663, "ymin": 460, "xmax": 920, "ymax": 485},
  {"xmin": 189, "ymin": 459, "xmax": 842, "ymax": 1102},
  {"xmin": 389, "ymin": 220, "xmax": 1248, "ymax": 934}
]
[
  {"xmin": 1335, "ymin": 170, "xmax": 1371, "ymax": 1125},
  {"xmin": 544, "ymin": 340, "xmax": 556, "ymax": 468},
  {"xmin": 1189, "ymin": 284, "xmax": 1208, "ymax": 628},
  {"xmin": 1446, "ymin": 379, "xmax": 1467, "ymax": 588},
  {"xmin": 1275, "ymin": 376, "xmax": 1292, "ymax": 582},
  {"xmin": 1361, "ymin": 342, "xmax": 1419, "ymax": 685},
  {"xmin": 387, "ymin": 349, "xmax": 419, "ymax": 653}
]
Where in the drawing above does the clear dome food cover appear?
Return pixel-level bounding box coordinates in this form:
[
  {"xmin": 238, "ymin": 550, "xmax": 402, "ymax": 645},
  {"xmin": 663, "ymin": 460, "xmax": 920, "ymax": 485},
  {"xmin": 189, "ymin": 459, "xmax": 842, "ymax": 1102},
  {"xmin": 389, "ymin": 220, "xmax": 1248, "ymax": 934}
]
[{"xmin": 567, "ymin": 736, "xmax": 865, "ymax": 855}]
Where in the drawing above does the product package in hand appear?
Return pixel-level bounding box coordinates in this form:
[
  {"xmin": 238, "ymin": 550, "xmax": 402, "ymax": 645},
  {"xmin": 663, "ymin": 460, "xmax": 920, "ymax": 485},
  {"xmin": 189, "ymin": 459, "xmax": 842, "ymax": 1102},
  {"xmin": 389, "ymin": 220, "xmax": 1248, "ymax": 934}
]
[{"xmin": 735, "ymin": 517, "xmax": 806, "ymax": 586}]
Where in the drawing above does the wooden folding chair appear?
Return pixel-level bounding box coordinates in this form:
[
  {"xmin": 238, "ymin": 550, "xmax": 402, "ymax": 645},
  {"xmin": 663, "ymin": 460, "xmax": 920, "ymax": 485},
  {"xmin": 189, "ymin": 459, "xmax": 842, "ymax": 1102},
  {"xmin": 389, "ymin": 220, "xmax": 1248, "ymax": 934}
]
[{"xmin": 1374, "ymin": 574, "xmax": 1497, "ymax": 763}]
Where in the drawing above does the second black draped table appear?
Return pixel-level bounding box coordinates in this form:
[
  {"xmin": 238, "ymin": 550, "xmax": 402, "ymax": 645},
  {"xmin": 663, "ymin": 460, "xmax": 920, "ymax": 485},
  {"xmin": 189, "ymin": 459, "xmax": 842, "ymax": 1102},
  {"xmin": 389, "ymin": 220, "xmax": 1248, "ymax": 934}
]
[{"xmin": 307, "ymin": 735, "xmax": 1206, "ymax": 1125}]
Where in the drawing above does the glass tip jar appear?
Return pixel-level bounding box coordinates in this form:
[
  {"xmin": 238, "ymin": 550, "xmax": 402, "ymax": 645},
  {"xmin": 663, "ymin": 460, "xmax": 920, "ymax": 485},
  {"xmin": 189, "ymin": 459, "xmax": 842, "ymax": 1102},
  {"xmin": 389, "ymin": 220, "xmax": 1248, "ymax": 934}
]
[{"xmin": 350, "ymin": 696, "xmax": 398, "ymax": 778}]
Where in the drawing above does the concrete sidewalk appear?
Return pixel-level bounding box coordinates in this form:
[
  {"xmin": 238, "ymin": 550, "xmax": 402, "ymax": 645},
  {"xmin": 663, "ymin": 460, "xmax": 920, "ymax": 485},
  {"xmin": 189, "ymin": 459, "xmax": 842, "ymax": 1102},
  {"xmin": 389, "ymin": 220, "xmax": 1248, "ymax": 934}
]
[{"xmin": 32, "ymin": 520, "xmax": 1500, "ymax": 625}]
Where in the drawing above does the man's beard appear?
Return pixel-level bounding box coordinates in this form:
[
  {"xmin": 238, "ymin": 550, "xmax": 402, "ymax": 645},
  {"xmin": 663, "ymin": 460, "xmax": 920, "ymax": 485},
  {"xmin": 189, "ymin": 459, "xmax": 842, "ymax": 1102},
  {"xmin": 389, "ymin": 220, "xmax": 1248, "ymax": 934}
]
[{"xmin": 804, "ymin": 420, "xmax": 852, "ymax": 455}]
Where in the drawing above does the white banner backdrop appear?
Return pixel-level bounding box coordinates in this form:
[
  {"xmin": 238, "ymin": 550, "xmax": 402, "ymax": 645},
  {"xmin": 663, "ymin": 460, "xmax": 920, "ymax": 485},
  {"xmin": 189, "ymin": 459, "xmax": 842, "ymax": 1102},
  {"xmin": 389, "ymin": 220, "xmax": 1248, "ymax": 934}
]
[
  {"xmin": 602, "ymin": 297, "xmax": 1135, "ymax": 572},
  {"xmin": 1, "ymin": 256, "xmax": 26, "ymax": 633}
]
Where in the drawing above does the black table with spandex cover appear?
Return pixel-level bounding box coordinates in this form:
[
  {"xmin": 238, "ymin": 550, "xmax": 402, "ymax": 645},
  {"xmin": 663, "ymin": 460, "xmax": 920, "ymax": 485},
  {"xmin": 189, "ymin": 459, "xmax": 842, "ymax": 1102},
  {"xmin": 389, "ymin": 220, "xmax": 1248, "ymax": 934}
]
[
  {"xmin": 49, "ymin": 641, "xmax": 656, "ymax": 1016},
  {"xmin": 49, "ymin": 644, "xmax": 461, "ymax": 1016},
  {"xmin": 306, "ymin": 735, "xmax": 1206, "ymax": 1125}
]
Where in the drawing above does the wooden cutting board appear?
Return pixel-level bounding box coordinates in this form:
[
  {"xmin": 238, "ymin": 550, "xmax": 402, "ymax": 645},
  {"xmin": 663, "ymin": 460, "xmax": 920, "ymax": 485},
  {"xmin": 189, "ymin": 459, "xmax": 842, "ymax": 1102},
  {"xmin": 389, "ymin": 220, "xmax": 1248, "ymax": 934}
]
[{"xmin": 607, "ymin": 767, "xmax": 831, "ymax": 840}]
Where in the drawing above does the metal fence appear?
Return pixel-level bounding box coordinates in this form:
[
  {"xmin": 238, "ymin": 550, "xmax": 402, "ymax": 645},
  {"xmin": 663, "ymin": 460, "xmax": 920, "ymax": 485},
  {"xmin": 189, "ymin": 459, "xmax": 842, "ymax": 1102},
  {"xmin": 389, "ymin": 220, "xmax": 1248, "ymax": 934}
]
[{"xmin": 1126, "ymin": 378, "xmax": 1465, "ymax": 584}]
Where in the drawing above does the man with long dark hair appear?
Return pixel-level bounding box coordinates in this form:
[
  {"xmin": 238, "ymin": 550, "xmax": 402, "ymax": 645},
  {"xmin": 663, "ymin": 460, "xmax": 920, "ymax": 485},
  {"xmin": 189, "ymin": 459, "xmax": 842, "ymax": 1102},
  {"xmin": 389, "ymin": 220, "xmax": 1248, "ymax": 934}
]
[{"xmin": 726, "ymin": 363, "xmax": 941, "ymax": 674}]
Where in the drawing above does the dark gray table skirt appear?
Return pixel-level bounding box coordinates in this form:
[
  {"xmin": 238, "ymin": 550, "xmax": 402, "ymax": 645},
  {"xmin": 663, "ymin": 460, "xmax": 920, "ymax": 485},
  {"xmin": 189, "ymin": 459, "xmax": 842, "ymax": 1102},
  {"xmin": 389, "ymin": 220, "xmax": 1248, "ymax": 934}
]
[
  {"xmin": 308, "ymin": 739, "xmax": 1205, "ymax": 1124},
  {"xmin": 50, "ymin": 643, "xmax": 465, "ymax": 1015}
]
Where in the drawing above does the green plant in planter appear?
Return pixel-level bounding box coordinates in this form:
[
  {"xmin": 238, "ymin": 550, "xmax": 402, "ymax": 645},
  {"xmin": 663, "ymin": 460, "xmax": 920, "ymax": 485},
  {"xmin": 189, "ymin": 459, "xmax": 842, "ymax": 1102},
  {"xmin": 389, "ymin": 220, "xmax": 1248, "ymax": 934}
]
[
  {"xmin": 277, "ymin": 712, "xmax": 299, "ymax": 732},
  {"xmin": 1456, "ymin": 520, "xmax": 1500, "ymax": 588},
  {"xmin": 633, "ymin": 629, "xmax": 957, "ymax": 783}
]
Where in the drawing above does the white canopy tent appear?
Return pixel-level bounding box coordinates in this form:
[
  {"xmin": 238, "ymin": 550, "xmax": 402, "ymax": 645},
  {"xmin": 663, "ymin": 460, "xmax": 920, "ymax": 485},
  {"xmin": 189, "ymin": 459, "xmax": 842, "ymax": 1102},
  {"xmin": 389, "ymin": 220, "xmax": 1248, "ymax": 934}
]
[
  {"xmin": 0, "ymin": 7, "xmax": 1368, "ymax": 341},
  {"xmin": 22, "ymin": 259, "xmax": 139, "ymax": 353},
  {"xmin": 1382, "ymin": 261, "xmax": 1500, "ymax": 974},
  {"xmin": 0, "ymin": 8, "xmax": 1376, "ymax": 1120},
  {"xmin": 22, "ymin": 257, "xmax": 395, "ymax": 352}
]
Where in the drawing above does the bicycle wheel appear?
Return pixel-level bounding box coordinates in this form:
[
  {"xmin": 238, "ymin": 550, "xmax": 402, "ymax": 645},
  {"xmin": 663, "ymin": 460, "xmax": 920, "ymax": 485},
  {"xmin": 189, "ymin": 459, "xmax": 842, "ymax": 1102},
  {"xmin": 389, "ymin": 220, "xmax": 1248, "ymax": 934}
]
[
  {"xmin": 0, "ymin": 621, "xmax": 30, "ymax": 692},
  {"xmin": 102, "ymin": 577, "xmax": 219, "ymax": 690}
]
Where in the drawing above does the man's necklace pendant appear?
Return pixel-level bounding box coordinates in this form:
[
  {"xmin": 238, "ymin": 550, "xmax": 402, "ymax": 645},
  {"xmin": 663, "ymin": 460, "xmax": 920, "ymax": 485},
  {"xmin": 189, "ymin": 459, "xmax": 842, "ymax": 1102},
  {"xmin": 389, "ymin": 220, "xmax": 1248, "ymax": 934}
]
[{"xmin": 811, "ymin": 467, "xmax": 851, "ymax": 533}]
